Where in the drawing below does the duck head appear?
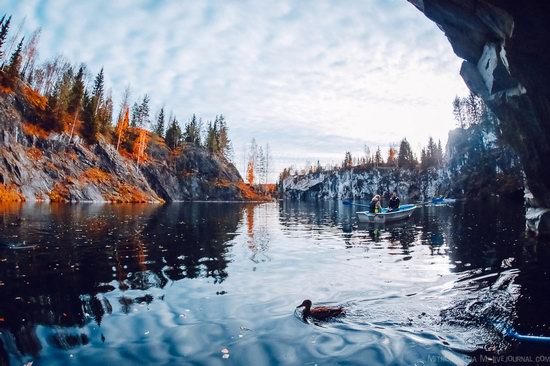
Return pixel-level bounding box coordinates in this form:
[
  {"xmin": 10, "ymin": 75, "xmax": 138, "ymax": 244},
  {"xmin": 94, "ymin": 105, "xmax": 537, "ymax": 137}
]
[{"xmin": 297, "ymin": 299, "xmax": 312, "ymax": 310}]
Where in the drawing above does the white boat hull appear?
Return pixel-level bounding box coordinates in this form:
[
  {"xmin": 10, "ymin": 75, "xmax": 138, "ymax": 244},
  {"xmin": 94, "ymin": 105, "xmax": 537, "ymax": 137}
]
[{"xmin": 356, "ymin": 205, "xmax": 417, "ymax": 223}]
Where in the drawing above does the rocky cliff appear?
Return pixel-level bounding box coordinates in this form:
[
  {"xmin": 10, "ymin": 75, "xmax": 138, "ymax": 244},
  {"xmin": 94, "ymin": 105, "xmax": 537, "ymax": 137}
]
[
  {"xmin": 406, "ymin": 0, "xmax": 550, "ymax": 235},
  {"xmin": 281, "ymin": 122, "xmax": 523, "ymax": 203},
  {"xmin": 0, "ymin": 79, "xmax": 253, "ymax": 203}
]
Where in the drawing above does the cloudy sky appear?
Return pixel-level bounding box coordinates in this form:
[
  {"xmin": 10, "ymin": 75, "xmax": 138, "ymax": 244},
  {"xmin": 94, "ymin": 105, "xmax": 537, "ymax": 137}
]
[{"xmin": 4, "ymin": 0, "xmax": 468, "ymax": 180}]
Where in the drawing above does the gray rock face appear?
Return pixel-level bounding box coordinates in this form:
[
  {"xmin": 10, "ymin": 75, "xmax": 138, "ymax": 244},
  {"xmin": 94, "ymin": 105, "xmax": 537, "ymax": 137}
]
[
  {"xmin": 0, "ymin": 87, "xmax": 246, "ymax": 202},
  {"xmin": 407, "ymin": 0, "xmax": 550, "ymax": 236},
  {"xmin": 282, "ymin": 123, "xmax": 523, "ymax": 203},
  {"xmin": 282, "ymin": 168, "xmax": 447, "ymax": 202}
]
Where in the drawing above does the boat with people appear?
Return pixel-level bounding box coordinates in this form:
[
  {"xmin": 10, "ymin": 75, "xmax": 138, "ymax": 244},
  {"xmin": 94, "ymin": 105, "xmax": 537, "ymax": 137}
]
[{"xmin": 356, "ymin": 204, "xmax": 417, "ymax": 223}]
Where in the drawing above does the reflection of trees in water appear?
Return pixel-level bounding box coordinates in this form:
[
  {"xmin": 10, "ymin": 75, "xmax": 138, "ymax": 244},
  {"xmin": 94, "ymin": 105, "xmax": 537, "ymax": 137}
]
[
  {"xmin": 0, "ymin": 202, "xmax": 242, "ymax": 362},
  {"xmin": 243, "ymin": 204, "xmax": 272, "ymax": 263}
]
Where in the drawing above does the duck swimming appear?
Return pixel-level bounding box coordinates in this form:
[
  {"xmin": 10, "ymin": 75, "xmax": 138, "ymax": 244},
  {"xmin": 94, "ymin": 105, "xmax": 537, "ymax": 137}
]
[{"xmin": 296, "ymin": 299, "xmax": 345, "ymax": 321}]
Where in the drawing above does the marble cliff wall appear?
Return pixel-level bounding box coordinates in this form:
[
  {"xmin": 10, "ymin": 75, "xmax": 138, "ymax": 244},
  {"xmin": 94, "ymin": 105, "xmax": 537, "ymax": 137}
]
[{"xmin": 406, "ymin": 0, "xmax": 550, "ymax": 236}]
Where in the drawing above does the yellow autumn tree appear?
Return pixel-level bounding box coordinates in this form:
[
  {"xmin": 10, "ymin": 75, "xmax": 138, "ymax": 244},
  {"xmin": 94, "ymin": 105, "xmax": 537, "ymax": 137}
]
[
  {"xmin": 133, "ymin": 128, "xmax": 149, "ymax": 165},
  {"xmin": 246, "ymin": 160, "xmax": 255, "ymax": 185},
  {"xmin": 387, "ymin": 146, "xmax": 397, "ymax": 167},
  {"xmin": 115, "ymin": 107, "xmax": 129, "ymax": 151}
]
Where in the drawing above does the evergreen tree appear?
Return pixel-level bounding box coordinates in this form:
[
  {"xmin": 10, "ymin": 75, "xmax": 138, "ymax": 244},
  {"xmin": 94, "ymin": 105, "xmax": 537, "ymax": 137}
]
[
  {"xmin": 205, "ymin": 120, "xmax": 219, "ymax": 154},
  {"xmin": 130, "ymin": 102, "xmax": 139, "ymax": 128},
  {"xmin": 420, "ymin": 148, "xmax": 428, "ymax": 170},
  {"xmin": 184, "ymin": 114, "xmax": 201, "ymax": 146},
  {"xmin": 374, "ymin": 146, "xmax": 383, "ymax": 167},
  {"xmin": 397, "ymin": 138, "xmax": 416, "ymax": 169},
  {"xmin": 68, "ymin": 66, "xmax": 85, "ymax": 115},
  {"xmin": 452, "ymin": 96, "xmax": 466, "ymax": 128},
  {"xmin": 82, "ymin": 91, "xmax": 99, "ymax": 143},
  {"xmin": 92, "ymin": 68, "xmax": 104, "ymax": 106},
  {"xmin": 153, "ymin": 107, "xmax": 165, "ymax": 137},
  {"xmin": 165, "ymin": 117, "xmax": 182, "ymax": 150},
  {"xmin": 138, "ymin": 94, "xmax": 150, "ymax": 128},
  {"xmin": 6, "ymin": 37, "xmax": 23, "ymax": 78},
  {"xmin": 343, "ymin": 152, "xmax": 353, "ymax": 169},
  {"xmin": 0, "ymin": 16, "xmax": 12, "ymax": 60},
  {"xmin": 217, "ymin": 115, "xmax": 232, "ymax": 159}
]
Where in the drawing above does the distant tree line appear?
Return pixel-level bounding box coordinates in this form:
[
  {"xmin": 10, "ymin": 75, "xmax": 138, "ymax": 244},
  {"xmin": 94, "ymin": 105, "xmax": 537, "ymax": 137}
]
[
  {"xmin": 0, "ymin": 14, "xmax": 233, "ymax": 162},
  {"xmin": 279, "ymin": 137, "xmax": 445, "ymax": 182}
]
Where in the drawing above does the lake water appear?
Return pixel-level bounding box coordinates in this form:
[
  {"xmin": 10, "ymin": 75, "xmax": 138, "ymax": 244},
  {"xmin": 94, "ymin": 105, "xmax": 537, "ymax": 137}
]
[{"xmin": 0, "ymin": 200, "xmax": 549, "ymax": 365}]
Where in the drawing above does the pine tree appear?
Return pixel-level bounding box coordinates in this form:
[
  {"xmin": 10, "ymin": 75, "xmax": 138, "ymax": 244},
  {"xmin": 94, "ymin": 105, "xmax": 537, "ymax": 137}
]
[
  {"xmin": 205, "ymin": 120, "xmax": 219, "ymax": 154},
  {"xmin": 153, "ymin": 107, "xmax": 165, "ymax": 137},
  {"xmin": 0, "ymin": 16, "xmax": 11, "ymax": 60},
  {"xmin": 92, "ymin": 68, "xmax": 104, "ymax": 106},
  {"xmin": 82, "ymin": 91, "xmax": 99, "ymax": 143},
  {"xmin": 435, "ymin": 140, "xmax": 444, "ymax": 167},
  {"xmin": 452, "ymin": 96, "xmax": 465, "ymax": 128},
  {"xmin": 138, "ymin": 94, "xmax": 150, "ymax": 128},
  {"xmin": 343, "ymin": 152, "xmax": 353, "ymax": 169},
  {"xmin": 374, "ymin": 146, "xmax": 383, "ymax": 167},
  {"xmin": 217, "ymin": 115, "xmax": 232, "ymax": 159},
  {"xmin": 420, "ymin": 148, "xmax": 428, "ymax": 170},
  {"xmin": 397, "ymin": 138, "xmax": 416, "ymax": 169},
  {"xmin": 130, "ymin": 102, "xmax": 139, "ymax": 128},
  {"xmin": 6, "ymin": 37, "xmax": 23, "ymax": 78},
  {"xmin": 184, "ymin": 114, "xmax": 201, "ymax": 146},
  {"xmin": 165, "ymin": 117, "xmax": 182, "ymax": 150}
]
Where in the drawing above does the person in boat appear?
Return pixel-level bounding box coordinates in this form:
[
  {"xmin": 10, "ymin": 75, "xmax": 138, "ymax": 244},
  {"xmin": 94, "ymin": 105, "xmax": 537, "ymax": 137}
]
[
  {"xmin": 369, "ymin": 195, "xmax": 382, "ymax": 213},
  {"xmin": 388, "ymin": 191, "xmax": 400, "ymax": 212}
]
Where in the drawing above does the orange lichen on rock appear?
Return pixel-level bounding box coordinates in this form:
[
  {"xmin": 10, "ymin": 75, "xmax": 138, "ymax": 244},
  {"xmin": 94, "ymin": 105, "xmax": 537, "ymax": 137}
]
[
  {"xmin": 0, "ymin": 184, "xmax": 25, "ymax": 202},
  {"xmin": 27, "ymin": 147, "xmax": 43, "ymax": 161},
  {"xmin": 104, "ymin": 183, "xmax": 152, "ymax": 203},
  {"xmin": 48, "ymin": 182, "xmax": 71, "ymax": 202},
  {"xmin": 22, "ymin": 122, "xmax": 50, "ymax": 139},
  {"xmin": 81, "ymin": 168, "xmax": 162, "ymax": 203},
  {"xmin": 82, "ymin": 168, "xmax": 111, "ymax": 183}
]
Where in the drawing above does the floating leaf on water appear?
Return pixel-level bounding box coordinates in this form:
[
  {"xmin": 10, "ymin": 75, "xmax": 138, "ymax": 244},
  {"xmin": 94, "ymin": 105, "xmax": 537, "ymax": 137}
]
[
  {"xmin": 144, "ymin": 331, "xmax": 149, "ymax": 335},
  {"xmin": 222, "ymin": 354, "xmax": 230, "ymax": 359},
  {"xmin": 221, "ymin": 348, "xmax": 229, "ymax": 354}
]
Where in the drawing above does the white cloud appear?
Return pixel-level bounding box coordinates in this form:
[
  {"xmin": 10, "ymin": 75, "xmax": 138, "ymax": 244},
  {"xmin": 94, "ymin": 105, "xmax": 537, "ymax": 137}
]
[{"xmin": 4, "ymin": 0, "xmax": 469, "ymax": 180}]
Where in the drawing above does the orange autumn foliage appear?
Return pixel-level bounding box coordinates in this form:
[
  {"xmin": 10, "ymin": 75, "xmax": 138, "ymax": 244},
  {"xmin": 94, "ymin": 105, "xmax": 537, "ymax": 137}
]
[
  {"xmin": 246, "ymin": 160, "xmax": 255, "ymax": 185},
  {"xmin": 22, "ymin": 122, "xmax": 50, "ymax": 139},
  {"xmin": 133, "ymin": 128, "xmax": 149, "ymax": 164},
  {"xmin": 21, "ymin": 84, "xmax": 48, "ymax": 111},
  {"xmin": 237, "ymin": 182, "xmax": 271, "ymax": 201},
  {"xmin": 0, "ymin": 184, "xmax": 25, "ymax": 202},
  {"xmin": 116, "ymin": 108, "xmax": 129, "ymax": 151}
]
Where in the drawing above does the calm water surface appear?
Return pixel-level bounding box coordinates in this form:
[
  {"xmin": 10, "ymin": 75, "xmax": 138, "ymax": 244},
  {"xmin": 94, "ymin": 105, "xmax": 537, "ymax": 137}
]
[{"xmin": 0, "ymin": 200, "xmax": 549, "ymax": 365}]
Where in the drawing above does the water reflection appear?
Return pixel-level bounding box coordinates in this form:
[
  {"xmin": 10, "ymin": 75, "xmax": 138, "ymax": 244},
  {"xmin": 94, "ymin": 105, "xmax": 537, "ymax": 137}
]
[
  {"xmin": 0, "ymin": 200, "xmax": 548, "ymax": 364},
  {"xmin": 0, "ymin": 202, "xmax": 243, "ymax": 363}
]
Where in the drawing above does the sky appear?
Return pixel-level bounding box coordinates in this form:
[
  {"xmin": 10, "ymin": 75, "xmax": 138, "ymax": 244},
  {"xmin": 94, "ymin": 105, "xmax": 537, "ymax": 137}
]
[{"xmin": 4, "ymin": 0, "xmax": 468, "ymax": 181}]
